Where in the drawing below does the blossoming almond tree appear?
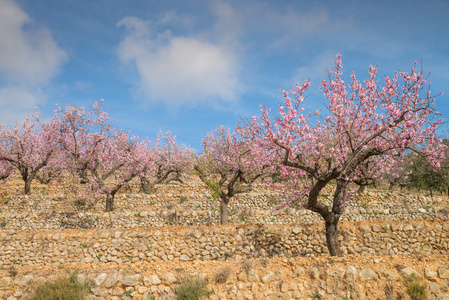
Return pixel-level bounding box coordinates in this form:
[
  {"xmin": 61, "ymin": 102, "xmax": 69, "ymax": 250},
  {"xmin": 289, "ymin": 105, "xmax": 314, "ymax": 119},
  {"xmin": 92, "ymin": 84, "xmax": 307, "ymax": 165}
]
[
  {"xmin": 0, "ymin": 111, "xmax": 61, "ymax": 195},
  {"xmin": 195, "ymin": 126, "xmax": 272, "ymax": 225},
  {"xmin": 250, "ymin": 55, "xmax": 445, "ymax": 256},
  {"xmin": 87, "ymin": 129, "xmax": 149, "ymax": 211},
  {"xmin": 139, "ymin": 131, "xmax": 194, "ymax": 193},
  {"xmin": 56, "ymin": 100, "xmax": 149, "ymax": 211},
  {"xmin": 55, "ymin": 100, "xmax": 114, "ymax": 185}
]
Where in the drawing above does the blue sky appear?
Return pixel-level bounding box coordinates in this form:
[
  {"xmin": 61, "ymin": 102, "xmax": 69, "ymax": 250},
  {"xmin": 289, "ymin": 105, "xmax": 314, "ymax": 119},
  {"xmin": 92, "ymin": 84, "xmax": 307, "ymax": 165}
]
[{"xmin": 0, "ymin": 0, "xmax": 448, "ymax": 148}]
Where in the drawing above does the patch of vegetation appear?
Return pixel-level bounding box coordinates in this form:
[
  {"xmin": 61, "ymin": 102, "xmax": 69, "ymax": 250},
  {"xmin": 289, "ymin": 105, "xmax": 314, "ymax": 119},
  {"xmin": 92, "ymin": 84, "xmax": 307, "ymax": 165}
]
[
  {"xmin": 179, "ymin": 195, "xmax": 188, "ymax": 203},
  {"xmin": 123, "ymin": 289, "xmax": 133, "ymax": 297},
  {"xmin": 32, "ymin": 269, "xmax": 91, "ymax": 300},
  {"xmin": 407, "ymin": 280, "xmax": 427, "ymax": 300},
  {"xmin": 239, "ymin": 215, "xmax": 249, "ymax": 223},
  {"xmin": 241, "ymin": 260, "xmax": 253, "ymax": 273},
  {"xmin": 384, "ymin": 283, "xmax": 395, "ymax": 300},
  {"xmin": 261, "ymin": 259, "xmax": 269, "ymax": 267},
  {"xmin": 214, "ymin": 267, "xmax": 232, "ymax": 284},
  {"xmin": 73, "ymin": 199, "xmax": 86, "ymax": 207},
  {"xmin": 312, "ymin": 290, "xmax": 322, "ymax": 300},
  {"xmin": 175, "ymin": 275, "xmax": 213, "ymax": 300},
  {"xmin": 9, "ymin": 267, "xmax": 18, "ymax": 277},
  {"xmin": 1, "ymin": 219, "xmax": 7, "ymax": 228}
]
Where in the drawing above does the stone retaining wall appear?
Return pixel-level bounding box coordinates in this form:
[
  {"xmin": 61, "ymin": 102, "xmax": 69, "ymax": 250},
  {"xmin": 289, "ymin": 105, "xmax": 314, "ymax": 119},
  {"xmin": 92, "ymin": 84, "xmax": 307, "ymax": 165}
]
[
  {"xmin": 1, "ymin": 220, "xmax": 448, "ymax": 268},
  {"xmin": 1, "ymin": 186, "xmax": 448, "ymax": 230},
  {"xmin": 1, "ymin": 256, "xmax": 449, "ymax": 300}
]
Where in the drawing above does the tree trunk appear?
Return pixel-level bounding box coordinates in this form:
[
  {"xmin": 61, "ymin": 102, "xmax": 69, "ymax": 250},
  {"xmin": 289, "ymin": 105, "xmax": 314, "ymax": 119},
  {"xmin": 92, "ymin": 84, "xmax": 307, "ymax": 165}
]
[
  {"xmin": 219, "ymin": 196, "xmax": 229, "ymax": 225},
  {"xmin": 24, "ymin": 179, "xmax": 32, "ymax": 195},
  {"xmin": 325, "ymin": 216, "xmax": 342, "ymax": 256},
  {"xmin": 105, "ymin": 193, "xmax": 115, "ymax": 212},
  {"xmin": 357, "ymin": 185, "xmax": 366, "ymax": 194}
]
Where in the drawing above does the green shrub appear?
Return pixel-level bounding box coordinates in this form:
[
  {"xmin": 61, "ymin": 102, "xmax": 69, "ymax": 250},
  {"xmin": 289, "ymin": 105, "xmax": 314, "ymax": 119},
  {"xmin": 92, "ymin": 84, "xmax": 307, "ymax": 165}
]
[
  {"xmin": 32, "ymin": 269, "xmax": 91, "ymax": 300},
  {"xmin": 175, "ymin": 275, "xmax": 213, "ymax": 300},
  {"xmin": 407, "ymin": 281, "xmax": 427, "ymax": 300}
]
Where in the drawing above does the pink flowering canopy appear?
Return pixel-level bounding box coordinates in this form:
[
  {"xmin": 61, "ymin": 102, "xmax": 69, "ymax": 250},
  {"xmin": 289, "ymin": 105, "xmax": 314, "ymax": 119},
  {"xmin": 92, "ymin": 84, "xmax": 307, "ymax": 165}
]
[
  {"xmin": 139, "ymin": 131, "xmax": 194, "ymax": 193},
  {"xmin": 0, "ymin": 109, "xmax": 61, "ymax": 194},
  {"xmin": 196, "ymin": 125, "xmax": 273, "ymax": 224},
  {"xmin": 248, "ymin": 55, "xmax": 445, "ymax": 255}
]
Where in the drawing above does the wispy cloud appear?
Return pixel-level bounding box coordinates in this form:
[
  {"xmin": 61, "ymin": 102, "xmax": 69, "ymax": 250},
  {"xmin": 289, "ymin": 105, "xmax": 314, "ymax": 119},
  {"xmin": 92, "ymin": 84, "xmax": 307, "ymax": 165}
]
[
  {"xmin": 0, "ymin": 0, "xmax": 67, "ymax": 123},
  {"xmin": 117, "ymin": 12, "xmax": 241, "ymax": 110}
]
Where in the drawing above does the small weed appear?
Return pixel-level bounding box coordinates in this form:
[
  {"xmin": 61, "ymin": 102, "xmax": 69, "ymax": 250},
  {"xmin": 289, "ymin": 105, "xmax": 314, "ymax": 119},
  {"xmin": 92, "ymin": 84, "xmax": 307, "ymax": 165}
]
[
  {"xmin": 9, "ymin": 267, "xmax": 18, "ymax": 277},
  {"xmin": 96, "ymin": 254, "xmax": 102, "ymax": 260},
  {"xmin": 383, "ymin": 225, "xmax": 388, "ymax": 233},
  {"xmin": 73, "ymin": 199, "xmax": 86, "ymax": 207},
  {"xmin": 123, "ymin": 289, "xmax": 133, "ymax": 297},
  {"xmin": 261, "ymin": 259, "xmax": 269, "ymax": 267},
  {"xmin": 126, "ymin": 256, "xmax": 132, "ymax": 260},
  {"xmin": 176, "ymin": 268, "xmax": 184, "ymax": 273},
  {"xmin": 361, "ymin": 202, "xmax": 369, "ymax": 209},
  {"xmin": 0, "ymin": 220, "xmax": 7, "ymax": 228},
  {"xmin": 80, "ymin": 243, "xmax": 87, "ymax": 248},
  {"xmin": 145, "ymin": 247, "xmax": 151, "ymax": 252},
  {"xmin": 147, "ymin": 295, "xmax": 155, "ymax": 300},
  {"xmin": 239, "ymin": 215, "xmax": 249, "ymax": 223},
  {"xmin": 175, "ymin": 275, "xmax": 213, "ymax": 300},
  {"xmin": 214, "ymin": 267, "xmax": 232, "ymax": 284},
  {"xmin": 179, "ymin": 195, "xmax": 188, "ymax": 203},
  {"xmin": 12, "ymin": 259, "xmax": 17, "ymax": 265},
  {"xmin": 384, "ymin": 283, "xmax": 395, "ymax": 300},
  {"xmin": 241, "ymin": 260, "xmax": 253, "ymax": 273},
  {"xmin": 312, "ymin": 290, "xmax": 322, "ymax": 300}
]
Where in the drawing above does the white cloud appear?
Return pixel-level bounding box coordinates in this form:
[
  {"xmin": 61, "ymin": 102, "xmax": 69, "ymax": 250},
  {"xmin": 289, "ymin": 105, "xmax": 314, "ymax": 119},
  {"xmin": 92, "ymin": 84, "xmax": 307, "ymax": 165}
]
[
  {"xmin": 117, "ymin": 15, "xmax": 240, "ymax": 109},
  {"xmin": 0, "ymin": 0, "xmax": 67, "ymax": 85},
  {"xmin": 0, "ymin": 86, "xmax": 44, "ymax": 124},
  {"xmin": 0, "ymin": 0, "xmax": 66, "ymax": 124}
]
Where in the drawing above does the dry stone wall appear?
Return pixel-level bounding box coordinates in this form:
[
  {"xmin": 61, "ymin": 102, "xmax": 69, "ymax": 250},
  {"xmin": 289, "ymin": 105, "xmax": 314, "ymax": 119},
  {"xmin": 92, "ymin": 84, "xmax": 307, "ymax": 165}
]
[
  {"xmin": 1, "ymin": 182, "xmax": 448, "ymax": 231},
  {"xmin": 2, "ymin": 255, "xmax": 449, "ymax": 300},
  {"xmin": 1, "ymin": 220, "xmax": 448, "ymax": 268}
]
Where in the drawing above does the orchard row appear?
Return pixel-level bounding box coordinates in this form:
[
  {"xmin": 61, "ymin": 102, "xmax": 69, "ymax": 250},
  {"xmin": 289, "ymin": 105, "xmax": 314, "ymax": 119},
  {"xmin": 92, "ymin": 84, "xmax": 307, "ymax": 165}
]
[{"xmin": 0, "ymin": 55, "xmax": 445, "ymax": 256}]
